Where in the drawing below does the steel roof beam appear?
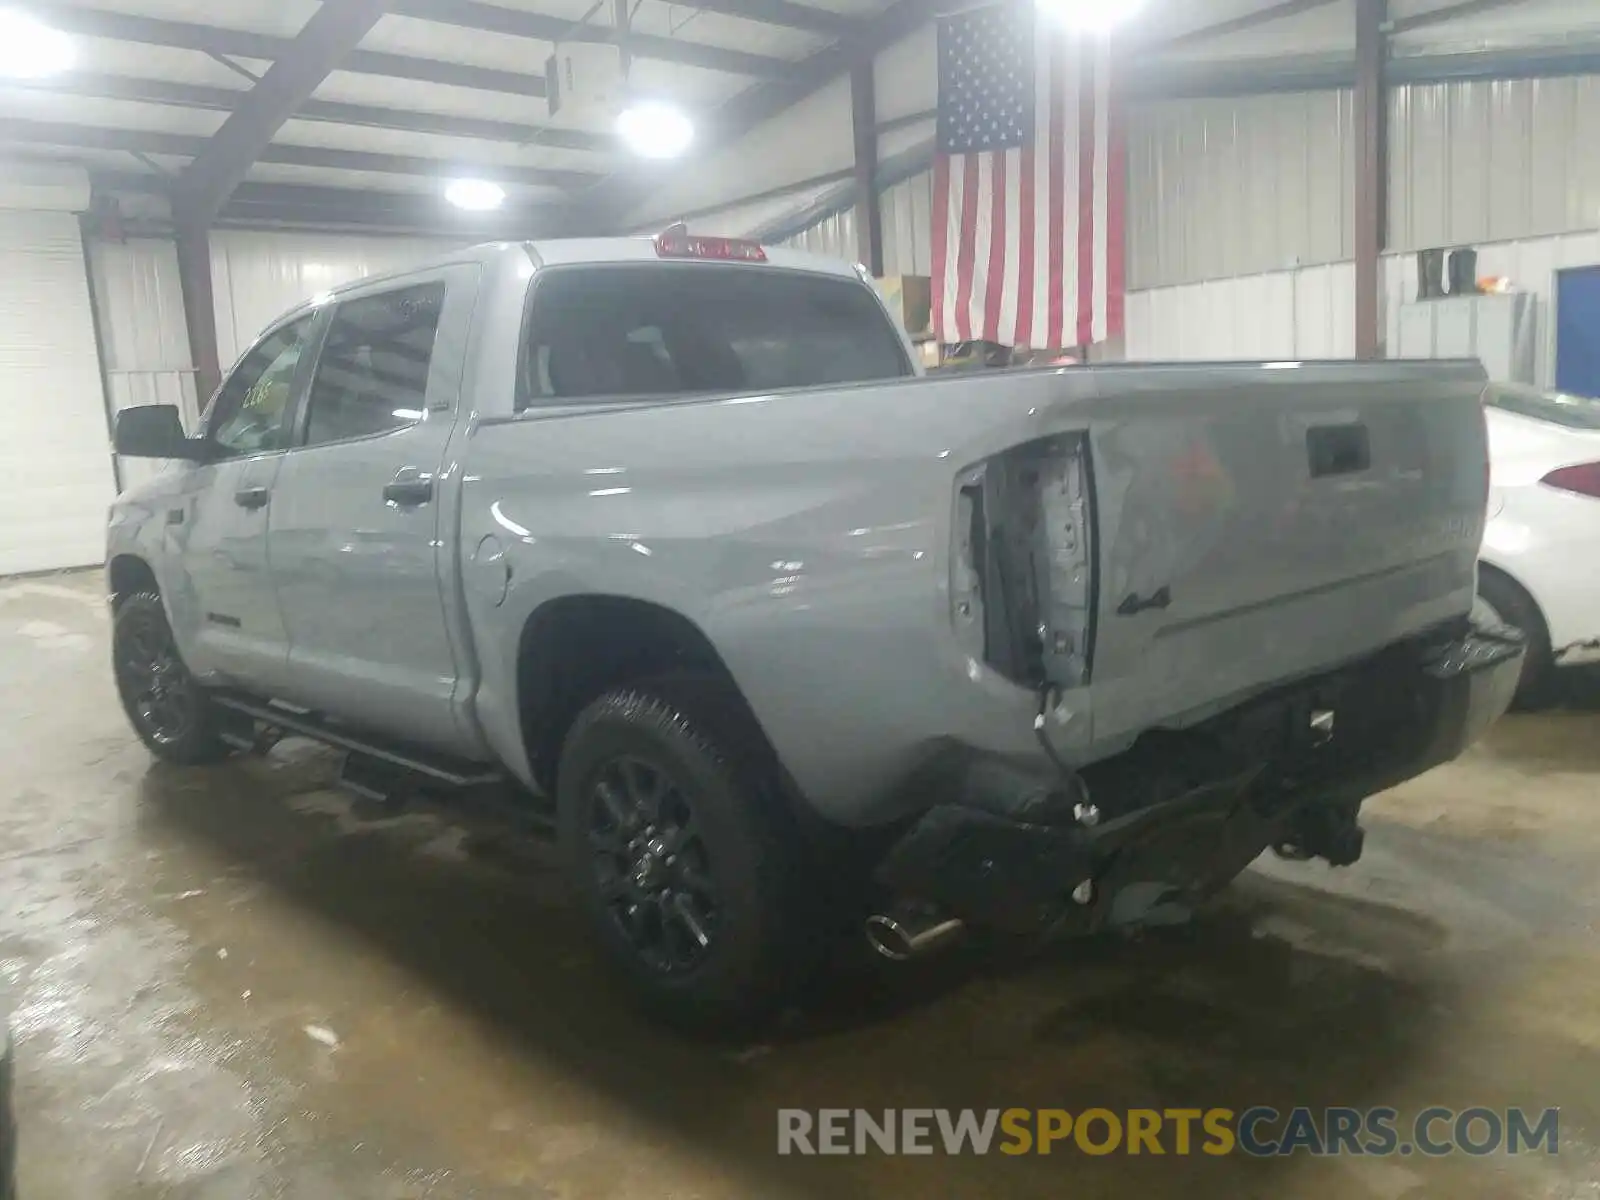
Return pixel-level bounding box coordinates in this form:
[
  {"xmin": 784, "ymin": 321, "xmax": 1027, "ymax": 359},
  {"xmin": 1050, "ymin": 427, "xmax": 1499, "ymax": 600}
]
[
  {"xmin": 15, "ymin": 72, "xmax": 608, "ymax": 153},
  {"xmin": 1389, "ymin": 0, "xmax": 1533, "ymax": 35},
  {"xmin": 390, "ymin": 0, "xmax": 805, "ymax": 77},
  {"xmin": 0, "ymin": 117, "xmax": 602, "ymax": 188},
  {"xmin": 584, "ymin": 0, "xmax": 932, "ymax": 224},
  {"xmin": 175, "ymin": 0, "xmax": 395, "ymax": 225},
  {"xmin": 1154, "ymin": 0, "xmax": 1342, "ymax": 47},
  {"xmin": 670, "ymin": 0, "xmax": 857, "ymax": 35},
  {"xmin": 36, "ymin": 2, "xmax": 548, "ymax": 97}
]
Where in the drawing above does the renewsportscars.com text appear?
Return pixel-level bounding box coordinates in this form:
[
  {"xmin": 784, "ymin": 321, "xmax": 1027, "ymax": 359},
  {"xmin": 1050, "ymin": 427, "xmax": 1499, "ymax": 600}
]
[{"xmin": 777, "ymin": 1106, "xmax": 1559, "ymax": 1158}]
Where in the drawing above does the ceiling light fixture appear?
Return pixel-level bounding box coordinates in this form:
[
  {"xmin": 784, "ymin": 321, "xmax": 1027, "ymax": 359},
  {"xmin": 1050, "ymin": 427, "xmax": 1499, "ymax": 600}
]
[
  {"xmin": 616, "ymin": 101, "xmax": 695, "ymax": 160},
  {"xmin": 445, "ymin": 179, "xmax": 506, "ymax": 212},
  {"xmin": 1034, "ymin": 0, "xmax": 1146, "ymax": 31},
  {"xmin": 0, "ymin": 10, "xmax": 75, "ymax": 78}
]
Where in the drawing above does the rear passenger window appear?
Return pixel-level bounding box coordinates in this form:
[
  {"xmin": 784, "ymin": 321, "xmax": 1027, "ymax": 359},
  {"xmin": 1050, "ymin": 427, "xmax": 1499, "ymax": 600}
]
[{"xmin": 303, "ymin": 282, "xmax": 446, "ymax": 447}]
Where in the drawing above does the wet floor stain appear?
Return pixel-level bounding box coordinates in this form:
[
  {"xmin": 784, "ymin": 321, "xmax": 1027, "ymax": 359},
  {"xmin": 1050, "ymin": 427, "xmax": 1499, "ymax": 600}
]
[{"xmin": 2, "ymin": 572, "xmax": 1598, "ymax": 1199}]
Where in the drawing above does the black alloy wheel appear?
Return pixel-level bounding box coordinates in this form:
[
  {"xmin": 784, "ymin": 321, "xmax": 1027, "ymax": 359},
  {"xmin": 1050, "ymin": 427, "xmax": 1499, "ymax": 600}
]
[
  {"xmin": 117, "ymin": 602, "xmax": 197, "ymax": 747},
  {"xmin": 113, "ymin": 593, "xmax": 231, "ymax": 765},
  {"xmin": 586, "ymin": 754, "xmax": 722, "ymax": 974},
  {"xmin": 557, "ymin": 676, "xmax": 820, "ymax": 1030}
]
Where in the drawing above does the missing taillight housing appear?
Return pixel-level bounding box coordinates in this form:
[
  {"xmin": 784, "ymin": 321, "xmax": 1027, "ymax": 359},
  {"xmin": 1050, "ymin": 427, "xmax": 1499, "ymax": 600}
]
[
  {"xmin": 951, "ymin": 436, "xmax": 1095, "ymax": 689},
  {"xmin": 1541, "ymin": 462, "xmax": 1600, "ymax": 499}
]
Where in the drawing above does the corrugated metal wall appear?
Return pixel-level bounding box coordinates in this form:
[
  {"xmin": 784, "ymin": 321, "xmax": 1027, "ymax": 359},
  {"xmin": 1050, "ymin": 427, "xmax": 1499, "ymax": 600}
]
[
  {"xmin": 775, "ymin": 169, "xmax": 934, "ymax": 275},
  {"xmin": 91, "ymin": 238, "xmax": 197, "ymax": 424},
  {"xmin": 210, "ymin": 230, "xmax": 460, "ymax": 366},
  {"xmin": 1389, "ymin": 75, "xmax": 1600, "ymax": 252},
  {"xmin": 1127, "ymin": 91, "xmax": 1356, "ymax": 290},
  {"xmin": 90, "ymin": 237, "xmax": 198, "ymax": 493},
  {"xmin": 1129, "ymin": 75, "xmax": 1600, "ymax": 292},
  {"xmin": 779, "ymin": 210, "xmax": 855, "ymax": 262},
  {"xmin": 880, "ymin": 170, "xmax": 934, "ymax": 276}
]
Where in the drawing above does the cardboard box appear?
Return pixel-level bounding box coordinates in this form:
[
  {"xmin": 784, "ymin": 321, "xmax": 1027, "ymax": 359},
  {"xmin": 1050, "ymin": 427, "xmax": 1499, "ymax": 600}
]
[{"xmin": 876, "ymin": 275, "xmax": 933, "ymax": 341}]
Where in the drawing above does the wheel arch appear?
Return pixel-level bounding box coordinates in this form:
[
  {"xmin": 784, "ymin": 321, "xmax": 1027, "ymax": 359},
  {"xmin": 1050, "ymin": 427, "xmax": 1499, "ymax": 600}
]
[
  {"xmin": 107, "ymin": 554, "xmax": 160, "ymax": 608},
  {"xmin": 1476, "ymin": 558, "xmax": 1550, "ymax": 638},
  {"xmin": 514, "ymin": 594, "xmax": 778, "ymax": 797}
]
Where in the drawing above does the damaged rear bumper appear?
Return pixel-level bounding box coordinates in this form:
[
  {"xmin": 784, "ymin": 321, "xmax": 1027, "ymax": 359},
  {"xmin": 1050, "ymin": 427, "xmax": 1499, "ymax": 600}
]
[{"xmin": 875, "ymin": 622, "xmax": 1525, "ymax": 941}]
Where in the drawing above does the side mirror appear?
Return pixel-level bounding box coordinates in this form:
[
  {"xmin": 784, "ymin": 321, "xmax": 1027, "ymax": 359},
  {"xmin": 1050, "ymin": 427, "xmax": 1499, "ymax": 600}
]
[{"xmin": 114, "ymin": 405, "xmax": 207, "ymax": 461}]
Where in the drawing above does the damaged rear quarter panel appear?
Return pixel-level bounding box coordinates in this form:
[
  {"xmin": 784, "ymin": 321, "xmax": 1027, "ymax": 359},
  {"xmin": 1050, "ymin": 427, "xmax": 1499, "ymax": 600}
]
[{"xmin": 461, "ymin": 370, "xmax": 1099, "ymax": 827}]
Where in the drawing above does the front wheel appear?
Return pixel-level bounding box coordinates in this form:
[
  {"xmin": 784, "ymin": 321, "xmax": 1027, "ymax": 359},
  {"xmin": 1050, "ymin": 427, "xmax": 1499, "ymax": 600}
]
[
  {"xmin": 1475, "ymin": 570, "xmax": 1555, "ymax": 710},
  {"xmin": 113, "ymin": 592, "xmax": 232, "ymax": 765},
  {"xmin": 556, "ymin": 675, "xmax": 816, "ymax": 1031}
]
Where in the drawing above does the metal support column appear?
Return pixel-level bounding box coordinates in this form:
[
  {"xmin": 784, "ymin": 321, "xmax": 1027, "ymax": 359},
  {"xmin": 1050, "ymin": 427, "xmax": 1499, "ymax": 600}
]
[
  {"xmin": 175, "ymin": 223, "xmax": 222, "ymax": 404},
  {"xmin": 1354, "ymin": 0, "xmax": 1387, "ymax": 359},
  {"xmin": 850, "ymin": 59, "xmax": 883, "ymax": 276}
]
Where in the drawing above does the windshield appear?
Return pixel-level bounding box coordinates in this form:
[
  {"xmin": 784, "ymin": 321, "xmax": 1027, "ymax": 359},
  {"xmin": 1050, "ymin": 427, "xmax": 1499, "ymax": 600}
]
[
  {"xmin": 518, "ymin": 264, "xmax": 911, "ymax": 407},
  {"xmin": 1485, "ymin": 383, "xmax": 1600, "ymax": 431}
]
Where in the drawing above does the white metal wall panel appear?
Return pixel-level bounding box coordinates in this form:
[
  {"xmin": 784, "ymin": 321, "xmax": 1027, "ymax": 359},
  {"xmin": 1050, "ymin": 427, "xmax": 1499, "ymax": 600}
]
[
  {"xmin": 1389, "ymin": 76, "xmax": 1600, "ymax": 253},
  {"xmin": 89, "ymin": 237, "xmax": 198, "ymax": 493},
  {"xmin": 1127, "ymin": 91, "xmax": 1354, "ymax": 290},
  {"xmin": 1130, "ymin": 230, "xmax": 1600, "ymax": 383},
  {"xmin": 1383, "ymin": 229, "xmax": 1600, "ymax": 388},
  {"xmin": 1125, "ymin": 261, "xmax": 1356, "ymax": 361},
  {"xmin": 210, "ymin": 230, "xmax": 461, "ymax": 366},
  {"xmin": 0, "ymin": 212, "xmax": 118, "ymax": 575}
]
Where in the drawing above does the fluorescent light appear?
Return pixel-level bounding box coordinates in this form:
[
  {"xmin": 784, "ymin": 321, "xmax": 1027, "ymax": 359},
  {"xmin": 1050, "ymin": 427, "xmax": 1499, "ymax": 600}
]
[
  {"xmin": 616, "ymin": 101, "xmax": 695, "ymax": 160},
  {"xmin": 1034, "ymin": 0, "xmax": 1146, "ymax": 31},
  {"xmin": 0, "ymin": 11, "xmax": 75, "ymax": 78},
  {"xmin": 445, "ymin": 179, "xmax": 506, "ymax": 211}
]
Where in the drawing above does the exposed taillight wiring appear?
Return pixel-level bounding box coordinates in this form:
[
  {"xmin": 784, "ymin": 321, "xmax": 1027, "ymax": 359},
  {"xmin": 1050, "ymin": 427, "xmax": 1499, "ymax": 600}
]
[{"xmin": 1540, "ymin": 462, "xmax": 1600, "ymax": 499}]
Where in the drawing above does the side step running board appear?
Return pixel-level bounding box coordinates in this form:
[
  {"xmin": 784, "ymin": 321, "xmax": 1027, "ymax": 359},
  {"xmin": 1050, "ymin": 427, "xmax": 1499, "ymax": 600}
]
[{"xmin": 212, "ymin": 692, "xmax": 504, "ymax": 788}]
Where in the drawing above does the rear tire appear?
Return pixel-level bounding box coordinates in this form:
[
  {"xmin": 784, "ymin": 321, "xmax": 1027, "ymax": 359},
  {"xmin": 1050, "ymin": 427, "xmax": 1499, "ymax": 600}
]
[
  {"xmin": 555, "ymin": 674, "xmax": 817, "ymax": 1032},
  {"xmin": 113, "ymin": 592, "xmax": 233, "ymax": 765},
  {"xmin": 1476, "ymin": 568, "xmax": 1555, "ymax": 710}
]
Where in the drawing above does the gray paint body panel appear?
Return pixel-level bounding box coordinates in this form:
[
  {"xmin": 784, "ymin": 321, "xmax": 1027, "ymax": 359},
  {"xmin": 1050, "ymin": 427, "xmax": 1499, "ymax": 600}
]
[{"xmin": 108, "ymin": 242, "xmax": 1490, "ymax": 828}]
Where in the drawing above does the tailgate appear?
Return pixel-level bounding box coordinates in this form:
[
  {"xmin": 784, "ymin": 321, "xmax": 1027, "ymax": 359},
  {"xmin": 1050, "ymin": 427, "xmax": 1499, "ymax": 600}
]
[{"xmin": 1084, "ymin": 362, "xmax": 1488, "ymax": 744}]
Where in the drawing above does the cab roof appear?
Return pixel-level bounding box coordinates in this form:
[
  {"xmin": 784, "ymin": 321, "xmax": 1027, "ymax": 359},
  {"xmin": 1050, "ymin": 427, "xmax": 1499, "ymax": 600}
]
[{"xmin": 275, "ymin": 236, "xmax": 866, "ymax": 328}]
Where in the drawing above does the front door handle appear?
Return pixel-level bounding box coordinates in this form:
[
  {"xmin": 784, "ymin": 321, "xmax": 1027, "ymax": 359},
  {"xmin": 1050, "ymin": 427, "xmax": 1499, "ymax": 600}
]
[
  {"xmin": 1117, "ymin": 586, "xmax": 1172, "ymax": 617},
  {"xmin": 383, "ymin": 469, "xmax": 434, "ymax": 508},
  {"xmin": 234, "ymin": 486, "xmax": 271, "ymax": 510}
]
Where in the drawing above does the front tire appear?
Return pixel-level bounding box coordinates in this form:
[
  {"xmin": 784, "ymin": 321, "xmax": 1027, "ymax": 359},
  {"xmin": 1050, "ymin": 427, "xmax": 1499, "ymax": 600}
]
[
  {"xmin": 556, "ymin": 675, "xmax": 815, "ymax": 1031},
  {"xmin": 1476, "ymin": 568, "xmax": 1555, "ymax": 710},
  {"xmin": 113, "ymin": 592, "xmax": 232, "ymax": 765}
]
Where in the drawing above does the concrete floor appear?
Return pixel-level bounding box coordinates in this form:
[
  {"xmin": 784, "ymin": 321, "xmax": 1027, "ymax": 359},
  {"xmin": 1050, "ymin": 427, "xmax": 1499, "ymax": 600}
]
[{"xmin": 2, "ymin": 571, "xmax": 1598, "ymax": 1200}]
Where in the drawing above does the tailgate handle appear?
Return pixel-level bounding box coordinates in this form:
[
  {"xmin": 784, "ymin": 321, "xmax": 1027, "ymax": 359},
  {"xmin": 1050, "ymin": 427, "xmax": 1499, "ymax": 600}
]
[{"xmin": 1307, "ymin": 424, "xmax": 1370, "ymax": 478}]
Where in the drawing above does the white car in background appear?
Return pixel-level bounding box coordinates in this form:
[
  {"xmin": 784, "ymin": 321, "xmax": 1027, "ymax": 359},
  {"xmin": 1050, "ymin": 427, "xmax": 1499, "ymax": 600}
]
[{"xmin": 1479, "ymin": 382, "xmax": 1600, "ymax": 705}]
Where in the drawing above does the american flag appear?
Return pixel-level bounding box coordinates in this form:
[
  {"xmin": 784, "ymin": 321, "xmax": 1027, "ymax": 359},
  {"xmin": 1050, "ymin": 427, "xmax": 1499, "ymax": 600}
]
[{"xmin": 932, "ymin": 3, "xmax": 1125, "ymax": 350}]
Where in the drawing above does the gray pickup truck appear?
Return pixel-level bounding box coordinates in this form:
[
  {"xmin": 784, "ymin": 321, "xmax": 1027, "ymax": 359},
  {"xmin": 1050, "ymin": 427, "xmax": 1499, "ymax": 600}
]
[{"xmin": 109, "ymin": 234, "xmax": 1523, "ymax": 1027}]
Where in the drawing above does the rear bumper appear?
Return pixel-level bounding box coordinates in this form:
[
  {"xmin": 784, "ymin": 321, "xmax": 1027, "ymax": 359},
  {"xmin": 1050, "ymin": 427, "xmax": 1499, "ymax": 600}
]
[{"xmin": 876, "ymin": 623, "xmax": 1524, "ymax": 938}]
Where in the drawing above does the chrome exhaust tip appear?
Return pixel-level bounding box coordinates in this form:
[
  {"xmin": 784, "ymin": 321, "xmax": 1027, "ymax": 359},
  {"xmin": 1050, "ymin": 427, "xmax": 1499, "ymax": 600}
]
[{"xmin": 864, "ymin": 909, "xmax": 966, "ymax": 962}]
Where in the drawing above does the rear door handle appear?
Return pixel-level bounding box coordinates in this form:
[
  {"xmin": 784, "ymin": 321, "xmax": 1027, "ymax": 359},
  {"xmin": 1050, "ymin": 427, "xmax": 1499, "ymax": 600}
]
[
  {"xmin": 234, "ymin": 486, "xmax": 270, "ymax": 510},
  {"xmin": 383, "ymin": 470, "xmax": 434, "ymax": 508},
  {"xmin": 1118, "ymin": 586, "xmax": 1172, "ymax": 617}
]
